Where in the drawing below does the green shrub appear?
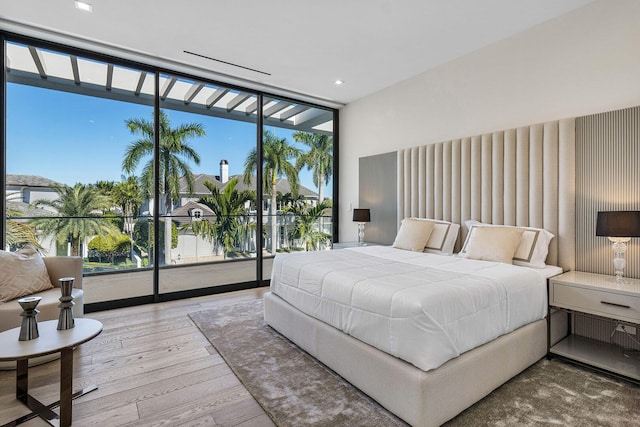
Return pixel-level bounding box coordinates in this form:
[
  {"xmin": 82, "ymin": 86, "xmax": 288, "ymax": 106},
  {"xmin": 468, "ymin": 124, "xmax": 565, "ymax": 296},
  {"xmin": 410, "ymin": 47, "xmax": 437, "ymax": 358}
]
[
  {"xmin": 88, "ymin": 233, "xmax": 131, "ymax": 252},
  {"xmin": 88, "ymin": 233, "xmax": 132, "ymax": 263}
]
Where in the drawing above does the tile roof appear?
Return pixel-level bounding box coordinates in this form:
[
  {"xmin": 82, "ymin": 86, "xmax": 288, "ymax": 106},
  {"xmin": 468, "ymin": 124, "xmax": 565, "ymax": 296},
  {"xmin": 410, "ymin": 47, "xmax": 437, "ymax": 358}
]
[
  {"xmin": 171, "ymin": 201, "xmax": 215, "ymax": 225},
  {"xmin": 178, "ymin": 174, "xmax": 318, "ymax": 198},
  {"xmin": 6, "ymin": 174, "xmax": 63, "ymax": 188}
]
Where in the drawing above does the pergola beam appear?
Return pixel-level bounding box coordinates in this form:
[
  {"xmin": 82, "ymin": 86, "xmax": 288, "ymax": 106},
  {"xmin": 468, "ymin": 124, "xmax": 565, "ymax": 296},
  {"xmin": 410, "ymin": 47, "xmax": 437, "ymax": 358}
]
[
  {"xmin": 280, "ymin": 105, "xmax": 310, "ymax": 121},
  {"xmin": 293, "ymin": 110, "xmax": 334, "ymax": 129},
  {"xmin": 227, "ymin": 92, "xmax": 252, "ymax": 112},
  {"xmin": 134, "ymin": 72, "xmax": 146, "ymax": 95},
  {"xmin": 184, "ymin": 82, "xmax": 205, "ymax": 104},
  {"xmin": 106, "ymin": 64, "xmax": 114, "ymax": 91},
  {"xmin": 70, "ymin": 56, "xmax": 80, "ymax": 85},
  {"xmin": 245, "ymin": 100, "xmax": 258, "ymax": 115},
  {"xmin": 28, "ymin": 46, "xmax": 47, "ymax": 78},
  {"xmin": 206, "ymin": 88, "xmax": 229, "ymax": 108},
  {"xmin": 245, "ymin": 97, "xmax": 272, "ymax": 115},
  {"xmin": 264, "ymin": 101, "xmax": 292, "ymax": 117},
  {"xmin": 160, "ymin": 76, "xmax": 177, "ymax": 100}
]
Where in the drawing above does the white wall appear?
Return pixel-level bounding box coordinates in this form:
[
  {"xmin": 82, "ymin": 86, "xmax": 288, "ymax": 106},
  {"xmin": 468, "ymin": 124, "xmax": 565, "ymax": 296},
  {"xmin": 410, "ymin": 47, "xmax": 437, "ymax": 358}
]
[{"xmin": 339, "ymin": 0, "xmax": 640, "ymax": 241}]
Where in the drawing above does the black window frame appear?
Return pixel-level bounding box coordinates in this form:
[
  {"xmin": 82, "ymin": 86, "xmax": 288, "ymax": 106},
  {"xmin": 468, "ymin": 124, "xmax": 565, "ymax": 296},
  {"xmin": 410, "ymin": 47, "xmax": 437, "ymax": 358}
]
[{"xmin": 1, "ymin": 31, "xmax": 339, "ymax": 311}]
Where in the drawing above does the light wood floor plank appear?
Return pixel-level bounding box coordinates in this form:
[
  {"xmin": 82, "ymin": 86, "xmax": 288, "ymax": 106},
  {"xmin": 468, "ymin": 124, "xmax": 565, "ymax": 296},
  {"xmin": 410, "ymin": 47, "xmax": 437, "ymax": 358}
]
[
  {"xmin": 0, "ymin": 287, "xmax": 270, "ymax": 427},
  {"xmin": 136, "ymin": 373, "xmax": 243, "ymax": 418},
  {"xmin": 236, "ymin": 414, "xmax": 276, "ymax": 427},
  {"xmin": 74, "ymin": 402, "xmax": 140, "ymax": 426},
  {"xmin": 73, "ymin": 365, "xmax": 233, "ymax": 420},
  {"xmin": 74, "ymin": 354, "xmax": 224, "ymax": 403},
  {"xmin": 125, "ymin": 384, "xmax": 255, "ymax": 427}
]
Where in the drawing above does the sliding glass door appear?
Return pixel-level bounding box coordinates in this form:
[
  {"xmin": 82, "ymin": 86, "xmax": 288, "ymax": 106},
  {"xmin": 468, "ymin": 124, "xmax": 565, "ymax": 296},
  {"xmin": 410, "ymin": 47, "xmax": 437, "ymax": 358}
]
[
  {"xmin": 261, "ymin": 97, "xmax": 335, "ymax": 280},
  {"xmin": 2, "ymin": 33, "xmax": 338, "ymax": 308},
  {"xmin": 156, "ymin": 74, "xmax": 258, "ymax": 294},
  {"xmin": 4, "ymin": 40, "xmax": 155, "ymax": 304}
]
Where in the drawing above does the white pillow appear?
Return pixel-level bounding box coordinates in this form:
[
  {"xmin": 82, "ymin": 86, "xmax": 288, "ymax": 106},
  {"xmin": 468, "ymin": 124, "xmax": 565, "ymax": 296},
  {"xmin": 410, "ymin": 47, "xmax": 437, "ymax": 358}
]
[
  {"xmin": 465, "ymin": 220, "xmax": 554, "ymax": 268},
  {"xmin": 393, "ymin": 218, "xmax": 436, "ymax": 252},
  {"xmin": 411, "ymin": 218, "xmax": 460, "ymax": 255},
  {"xmin": 460, "ymin": 225, "xmax": 524, "ymax": 264},
  {"xmin": 0, "ymin": 250, "xmax": 53, "ymax": 303}
]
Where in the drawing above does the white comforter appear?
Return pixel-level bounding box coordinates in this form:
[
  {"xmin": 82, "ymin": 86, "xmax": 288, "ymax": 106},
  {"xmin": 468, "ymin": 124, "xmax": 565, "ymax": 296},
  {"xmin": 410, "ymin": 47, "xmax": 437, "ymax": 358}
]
[{"xmin": 270, "ymin": 246, "xmax": 552, "ymax": 372}]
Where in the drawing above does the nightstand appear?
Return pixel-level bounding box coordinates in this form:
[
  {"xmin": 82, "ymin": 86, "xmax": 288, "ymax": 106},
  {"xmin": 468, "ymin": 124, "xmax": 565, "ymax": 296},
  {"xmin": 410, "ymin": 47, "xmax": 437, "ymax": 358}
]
[{"xmin": 548, "ymin": 271, "xmax": 640, "ymax": 383}]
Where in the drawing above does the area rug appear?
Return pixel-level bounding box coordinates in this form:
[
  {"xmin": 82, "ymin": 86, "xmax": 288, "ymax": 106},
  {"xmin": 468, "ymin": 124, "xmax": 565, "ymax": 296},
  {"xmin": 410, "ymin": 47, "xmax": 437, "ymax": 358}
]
[{"xmin": 189, "ymin": 300, "xmax": 640, "ymax": 427}]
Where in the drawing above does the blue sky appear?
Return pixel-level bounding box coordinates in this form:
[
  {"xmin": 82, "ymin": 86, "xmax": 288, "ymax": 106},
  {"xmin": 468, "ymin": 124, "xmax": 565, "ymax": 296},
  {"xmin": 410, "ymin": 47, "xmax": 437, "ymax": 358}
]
[{"xmin": 6, "ymin": 83, "xmax": 326, "ymax": 193}]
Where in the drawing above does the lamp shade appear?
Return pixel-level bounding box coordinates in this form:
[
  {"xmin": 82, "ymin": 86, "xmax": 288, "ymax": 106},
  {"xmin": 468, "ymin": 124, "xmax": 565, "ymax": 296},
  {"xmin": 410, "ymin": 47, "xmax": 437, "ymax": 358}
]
[
  {"xmin": 596, "ymin": 211, "xmax": 640, "ymax": 237},
  {"xmin": 352, "ymin": 208, "xmax": 370, "ymax": 223}
]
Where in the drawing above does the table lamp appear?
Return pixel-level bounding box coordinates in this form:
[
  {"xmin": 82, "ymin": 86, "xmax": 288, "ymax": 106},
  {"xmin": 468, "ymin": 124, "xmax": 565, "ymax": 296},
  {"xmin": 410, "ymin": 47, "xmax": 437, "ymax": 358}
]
[
  {"xmin": 353, "ymin": 209, "xmax": 371, "ymax": 247},
  {"xmin": 596, "ymin": 211, "xmax": 640, "ymax": 280}
]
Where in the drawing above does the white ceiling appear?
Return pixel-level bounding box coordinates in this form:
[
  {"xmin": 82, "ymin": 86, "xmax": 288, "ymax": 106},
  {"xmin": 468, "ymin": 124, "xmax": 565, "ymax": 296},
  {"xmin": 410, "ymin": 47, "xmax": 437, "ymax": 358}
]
[{"xmin": 0, "ymin": 0, "xmax": 595, "ymax": 107}]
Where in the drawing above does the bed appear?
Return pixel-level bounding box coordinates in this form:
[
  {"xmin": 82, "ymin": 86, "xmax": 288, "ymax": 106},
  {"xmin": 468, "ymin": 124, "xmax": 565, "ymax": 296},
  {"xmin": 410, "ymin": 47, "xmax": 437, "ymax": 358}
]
[{"xmin": 265, "ymin": 118, "xmax": 576, "ymax": 426}]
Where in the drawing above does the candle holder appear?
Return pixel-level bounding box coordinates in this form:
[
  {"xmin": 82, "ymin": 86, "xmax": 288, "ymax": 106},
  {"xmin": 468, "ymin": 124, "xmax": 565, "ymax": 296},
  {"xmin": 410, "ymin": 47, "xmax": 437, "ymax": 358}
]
[
  {"xmin": 18, "ymin": 296, "xmax": 42, "ymax": 341},
  {"xmin": 57, "ymin": 277, "xmax": 75, "ymax": 330}
]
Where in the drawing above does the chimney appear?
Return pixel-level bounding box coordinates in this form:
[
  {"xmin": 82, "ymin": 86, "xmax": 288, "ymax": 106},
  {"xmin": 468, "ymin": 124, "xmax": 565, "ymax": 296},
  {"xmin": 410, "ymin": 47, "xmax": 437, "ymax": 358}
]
[{"xmin": 220, "ymin": 159, "xmax": 229, "ymax": 183}]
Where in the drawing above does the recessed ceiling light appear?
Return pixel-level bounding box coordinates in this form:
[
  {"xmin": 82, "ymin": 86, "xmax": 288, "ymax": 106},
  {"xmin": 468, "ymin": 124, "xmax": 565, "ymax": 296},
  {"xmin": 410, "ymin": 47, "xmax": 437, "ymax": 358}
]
[
  {"xmin": 334, "ymin": 80, "xmax": 344, "ymax": 85},
  {"xmin": 74, "ymin": 1, "xmax": 93, "ymax": 12}
]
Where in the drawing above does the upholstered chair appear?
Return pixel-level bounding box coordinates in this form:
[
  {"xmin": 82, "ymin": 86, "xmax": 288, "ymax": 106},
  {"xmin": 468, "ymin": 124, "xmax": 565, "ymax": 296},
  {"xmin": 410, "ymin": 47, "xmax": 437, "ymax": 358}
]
[{"xmin": 0, "ymin": 256, "xmax": 84, "ymax": 369}]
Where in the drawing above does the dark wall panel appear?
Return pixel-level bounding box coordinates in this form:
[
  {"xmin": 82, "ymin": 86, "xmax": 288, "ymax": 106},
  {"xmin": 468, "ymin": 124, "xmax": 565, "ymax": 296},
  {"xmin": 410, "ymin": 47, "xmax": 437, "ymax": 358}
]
[{"xmin": 359, "ymin": 151, "xmax": 397, "ymax": 245}]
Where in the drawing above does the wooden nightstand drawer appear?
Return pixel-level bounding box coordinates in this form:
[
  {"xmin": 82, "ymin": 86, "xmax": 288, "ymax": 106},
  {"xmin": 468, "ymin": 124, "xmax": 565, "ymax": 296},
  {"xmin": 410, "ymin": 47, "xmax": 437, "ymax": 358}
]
[{"xmin": 552, "ymin": 283, "xmax": 640, "ymax": 324}]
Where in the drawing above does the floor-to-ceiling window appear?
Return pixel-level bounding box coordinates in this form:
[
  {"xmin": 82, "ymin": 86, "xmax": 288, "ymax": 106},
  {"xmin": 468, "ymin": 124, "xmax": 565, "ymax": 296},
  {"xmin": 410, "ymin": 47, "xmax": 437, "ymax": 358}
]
[
  {"xmin": 261, "ymin": 97, "xmax": 335, "ymax": 280},
  {"xmin": 2, "ymin": 34, "xmax": 337, "ymax": 309},
  {"xmin": 157, "ymin": 74, "xmax": 259, "ymax": 294},
  {"xmin": 4, "ymin": 40, "xmax": 156, "ymax": 304}
]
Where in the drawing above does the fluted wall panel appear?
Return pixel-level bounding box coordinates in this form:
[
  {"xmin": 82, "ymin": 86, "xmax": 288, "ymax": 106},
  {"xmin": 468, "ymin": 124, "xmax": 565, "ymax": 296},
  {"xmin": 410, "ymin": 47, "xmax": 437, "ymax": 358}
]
[
  {"xmin": 576, "ymin": 106, "xmax": 640, "ymax": 278},
  {"xmin": 491, "ymin": 133, "xmax": 504, "ymax": 225},
  {"xmin": 398, "ymin": 119, "xmax": 576, "ymax": 269}
]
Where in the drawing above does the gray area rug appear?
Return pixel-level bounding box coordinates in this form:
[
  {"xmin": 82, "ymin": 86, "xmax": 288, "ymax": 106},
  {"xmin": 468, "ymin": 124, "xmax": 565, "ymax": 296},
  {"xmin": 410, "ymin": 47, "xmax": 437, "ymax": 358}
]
[{"xmin": 189, "ymin": 300, "xmax": 640, "ymax": 427}]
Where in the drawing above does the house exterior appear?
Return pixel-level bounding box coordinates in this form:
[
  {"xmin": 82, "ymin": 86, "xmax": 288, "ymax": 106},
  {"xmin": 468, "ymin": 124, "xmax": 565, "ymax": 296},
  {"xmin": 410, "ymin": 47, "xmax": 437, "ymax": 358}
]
[
  {"xmin": 166, "ymin": 160, "xmax": 323, "ymax": 261},
  {"xmin": 6, "ymin": 174, "xmax": 61, "ymax": 210},
  {"xmin": 5, "ymin": 174, "xmax": 62, "ymax": 254}
]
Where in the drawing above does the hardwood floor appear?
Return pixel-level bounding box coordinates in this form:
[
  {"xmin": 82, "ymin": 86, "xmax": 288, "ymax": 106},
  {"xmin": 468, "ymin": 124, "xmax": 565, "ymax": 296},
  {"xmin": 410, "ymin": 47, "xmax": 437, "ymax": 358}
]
[{"xmin": 0, "ymin": 288, "xmax": 276, "ymax": 427}]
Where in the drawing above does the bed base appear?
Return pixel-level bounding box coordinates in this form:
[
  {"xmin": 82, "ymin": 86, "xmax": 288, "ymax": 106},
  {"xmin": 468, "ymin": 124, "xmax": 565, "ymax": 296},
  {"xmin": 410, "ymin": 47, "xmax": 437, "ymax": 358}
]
[{"xmin": 264, "ymin": 291, "xmax": 566, "ymax": 427}]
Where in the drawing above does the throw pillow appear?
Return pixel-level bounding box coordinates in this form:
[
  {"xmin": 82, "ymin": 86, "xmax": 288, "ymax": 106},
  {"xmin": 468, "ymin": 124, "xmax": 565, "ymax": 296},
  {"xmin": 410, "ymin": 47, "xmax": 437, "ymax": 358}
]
[
  {"xmin": 393, "ymin": 218, "xmax": 436, "ymax": 252},
  {"xmin": 464, "ymin": 220, "xmax": 555, "ymax": 268},
  {"xmin": 0, "ymin": 250, "xmax": 53, "ymax": 303},
  {"xmin": 461, "ymin": 226, "xmax": 524, "ymax": 264}
]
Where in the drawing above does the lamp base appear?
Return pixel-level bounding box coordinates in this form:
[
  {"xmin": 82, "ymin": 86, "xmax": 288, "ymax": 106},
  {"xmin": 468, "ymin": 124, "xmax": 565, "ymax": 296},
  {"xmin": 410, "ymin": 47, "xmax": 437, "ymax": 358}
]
[
  {"xmin": 609, "ymin": 237, "xmax": 630, "ymax": 281},
  {"xmin": 357, "ymin": 223, "xmax": 366, "ymax": 247}
]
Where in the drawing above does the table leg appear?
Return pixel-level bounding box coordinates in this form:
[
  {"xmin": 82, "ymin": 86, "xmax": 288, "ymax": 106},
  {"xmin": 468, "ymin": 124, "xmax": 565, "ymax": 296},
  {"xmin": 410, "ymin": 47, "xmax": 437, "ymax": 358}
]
[
  {"xmin": 16, "ymin": 359, "xmax": 28, "ymax": 401},
  {"xmin": 2, "ymin": 387, "xmax": 98, "ymax": 427},
  {"xmin": 9, "ymin": 359, "xmax": 60, "ymax": 427},
  {"xmin": 59, "ymin": 348, "xmax": 73, "ymax": 427}
]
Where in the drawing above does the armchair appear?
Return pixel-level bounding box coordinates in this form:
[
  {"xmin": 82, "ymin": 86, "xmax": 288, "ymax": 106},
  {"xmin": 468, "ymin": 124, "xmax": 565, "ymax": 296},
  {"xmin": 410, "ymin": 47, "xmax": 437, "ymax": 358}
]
[{"xmin": 0, "ymin": 256, "xmax": 84, "ymax": 369}]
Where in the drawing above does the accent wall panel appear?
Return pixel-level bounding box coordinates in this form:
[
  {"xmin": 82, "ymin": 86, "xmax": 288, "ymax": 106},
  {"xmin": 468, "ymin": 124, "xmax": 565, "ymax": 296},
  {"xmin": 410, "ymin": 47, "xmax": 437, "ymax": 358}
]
[
  {"xmin": 359, "ymin": 151, "xmax": 397, "ymax": 245},
  {"xmin": 576, "ymin": 106, "xmax": 640, "ymax": 278},
  {"xmin": 398, "ymin": 119, "xmax": 576, "ymax": 270}
]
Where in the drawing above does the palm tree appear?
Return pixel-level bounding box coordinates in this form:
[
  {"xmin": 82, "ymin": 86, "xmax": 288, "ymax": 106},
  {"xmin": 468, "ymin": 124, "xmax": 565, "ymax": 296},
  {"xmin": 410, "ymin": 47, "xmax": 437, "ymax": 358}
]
[
  {"xmin": 112, "ymin": 176, "xmax": 143, "ymax": 260},
  {"xmin": 293, "ymin": 131, "xmax": 333, "ymax": 202},
  {"xmin": 276, "ymin": 191, "xmax": 305, "ymax": 210},
  {"xmin": 112, "ymin": 176, "xmax": 142, "ymax": 233},
  {"xmin": 122, "ymin": 110, "xmax": 205, "ymax": 265},
  {"xmin": 244, "ymin": 130, "xmax": 300, "ymax": 254},
  {"xmin": 284, "ymin": 199, "xmax": 332, "ymax": 251},
  {"xmin": 31, "ymin": 183, "xmax": 120, "ymax": 256},
  {"xmin": 93, "ymin": 180, "xmax": 116, "ymax": 195},
  {"xmin": 5, "ymin": 192, "xmax": 41, "ymax": 250},
  {"xmin": 186, "ymin": 178, "xmax": 254, "ymax": 258}
]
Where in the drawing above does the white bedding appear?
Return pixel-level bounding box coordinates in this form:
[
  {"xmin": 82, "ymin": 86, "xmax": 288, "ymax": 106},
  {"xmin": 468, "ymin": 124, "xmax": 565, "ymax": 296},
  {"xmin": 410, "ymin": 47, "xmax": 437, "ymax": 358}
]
[{"xmin": 270, "ymin": 245, "xmax": 561, "ymax": 372}]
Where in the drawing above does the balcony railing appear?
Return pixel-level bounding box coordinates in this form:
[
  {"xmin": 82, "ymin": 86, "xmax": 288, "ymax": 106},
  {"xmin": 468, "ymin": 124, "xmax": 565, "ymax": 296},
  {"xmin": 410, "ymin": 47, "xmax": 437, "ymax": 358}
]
[{"xmin": 6, "ymin": 213, "xmax": 333, "ymax": 274}]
